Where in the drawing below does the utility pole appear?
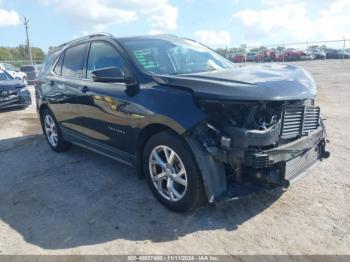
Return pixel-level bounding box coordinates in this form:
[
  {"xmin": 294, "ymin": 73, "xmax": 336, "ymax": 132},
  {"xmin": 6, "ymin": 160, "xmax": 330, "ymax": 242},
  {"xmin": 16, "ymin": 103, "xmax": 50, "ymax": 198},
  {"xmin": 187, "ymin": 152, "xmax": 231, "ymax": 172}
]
[{"xmin": 24, "ymin": 17, "xmax": 33, "ymax": 65}]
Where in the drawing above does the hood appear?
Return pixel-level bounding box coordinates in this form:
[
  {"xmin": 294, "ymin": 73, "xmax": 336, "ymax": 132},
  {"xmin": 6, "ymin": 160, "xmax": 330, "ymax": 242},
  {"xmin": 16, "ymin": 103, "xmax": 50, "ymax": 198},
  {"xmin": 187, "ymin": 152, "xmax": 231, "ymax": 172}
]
[
  {"xmin": 153, "ymin": 63, "xmax": 317, "ymax": 101},
  {"xmin": 0, "ymin": 80, "xmax": 24, "ymax": 91}
]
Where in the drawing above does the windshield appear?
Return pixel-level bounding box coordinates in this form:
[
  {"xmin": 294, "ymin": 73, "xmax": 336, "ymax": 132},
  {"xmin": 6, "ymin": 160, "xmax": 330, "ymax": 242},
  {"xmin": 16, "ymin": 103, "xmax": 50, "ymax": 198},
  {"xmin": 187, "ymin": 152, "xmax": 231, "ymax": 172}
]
[
  {"xmin": 4, "ymin": 63, "xmax": 18, "ymax": 71},
  {"xmin": 0, "ymin": 70, "xmax": 13, "ymax": 81},
  {"xmin": 120, "ymin": 37, "xmax": 234, "ymax": 75}
]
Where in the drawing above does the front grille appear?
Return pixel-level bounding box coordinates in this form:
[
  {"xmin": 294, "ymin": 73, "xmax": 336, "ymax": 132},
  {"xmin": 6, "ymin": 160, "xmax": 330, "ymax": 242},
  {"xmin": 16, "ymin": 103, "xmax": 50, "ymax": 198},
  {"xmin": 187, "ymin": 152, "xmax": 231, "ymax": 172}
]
[
  {"xmin": 0, "ymin": 90, "xmax": 18, "ymax": 97},
  {"xmin": 250, "ymin": 153, "xmax": 274, "ymax": 168},
  {"xmin": 281, "ymin": 106, "xmax": 320, "ymax": 139}
]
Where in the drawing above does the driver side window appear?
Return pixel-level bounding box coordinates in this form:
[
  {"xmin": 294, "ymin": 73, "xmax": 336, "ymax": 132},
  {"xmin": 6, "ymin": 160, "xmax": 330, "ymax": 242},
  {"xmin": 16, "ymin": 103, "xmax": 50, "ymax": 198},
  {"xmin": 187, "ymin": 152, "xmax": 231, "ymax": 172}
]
[{"xmin": 86, "ymin": 42, "xmax": 125, "ymax": 79}]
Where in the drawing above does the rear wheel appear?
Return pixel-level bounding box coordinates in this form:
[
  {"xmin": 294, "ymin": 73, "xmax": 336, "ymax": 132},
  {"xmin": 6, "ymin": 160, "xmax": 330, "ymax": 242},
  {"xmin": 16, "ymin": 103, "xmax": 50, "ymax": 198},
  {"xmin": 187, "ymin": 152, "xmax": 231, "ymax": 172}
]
[
  {"xmin": 41, "ymin": 109, "xmax": 71, "ymax": 152},
  {"xmin": 143, "ymin": 131, "xmax": 206, "ymax": 212}
]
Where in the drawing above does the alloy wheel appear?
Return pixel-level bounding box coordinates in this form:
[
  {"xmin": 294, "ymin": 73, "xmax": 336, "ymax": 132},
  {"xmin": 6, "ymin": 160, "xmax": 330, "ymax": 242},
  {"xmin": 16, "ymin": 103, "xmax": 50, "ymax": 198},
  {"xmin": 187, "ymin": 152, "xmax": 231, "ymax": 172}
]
[
  {"xmin": 44, "ymin": 114, "xmax": 58, "ymax": 147},
  {"xmin": 149, "ymin": 145, "xmax": 188, "ymax": 202}
]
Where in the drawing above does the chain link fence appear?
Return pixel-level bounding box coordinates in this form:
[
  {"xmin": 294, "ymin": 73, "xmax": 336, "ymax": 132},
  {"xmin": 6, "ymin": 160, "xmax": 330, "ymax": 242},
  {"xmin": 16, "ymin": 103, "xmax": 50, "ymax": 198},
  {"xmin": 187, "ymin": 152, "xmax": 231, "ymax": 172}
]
[
  {"xmin": 224, "ymin": 39, "xmax": 350, "ymax": 64},
  {"xmin": 0, "ymin": 60, "xmax": 44, "ymax": 68}
]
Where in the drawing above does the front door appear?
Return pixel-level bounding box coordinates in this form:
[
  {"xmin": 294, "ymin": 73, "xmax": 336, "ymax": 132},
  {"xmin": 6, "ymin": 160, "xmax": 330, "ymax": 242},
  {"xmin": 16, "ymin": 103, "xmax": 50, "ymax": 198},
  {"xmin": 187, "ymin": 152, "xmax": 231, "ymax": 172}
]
[{"xmin": 77, "ymin": 41, "xmax": 138, "ymax": 153}]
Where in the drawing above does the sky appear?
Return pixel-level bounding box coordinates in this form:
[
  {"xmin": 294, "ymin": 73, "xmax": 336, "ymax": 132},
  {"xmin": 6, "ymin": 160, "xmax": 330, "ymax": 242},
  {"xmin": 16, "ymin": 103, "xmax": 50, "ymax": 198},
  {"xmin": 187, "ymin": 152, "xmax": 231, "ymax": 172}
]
[{"xmin": 0, "ymin": 0, "xmax": 350, "ymax": 52}]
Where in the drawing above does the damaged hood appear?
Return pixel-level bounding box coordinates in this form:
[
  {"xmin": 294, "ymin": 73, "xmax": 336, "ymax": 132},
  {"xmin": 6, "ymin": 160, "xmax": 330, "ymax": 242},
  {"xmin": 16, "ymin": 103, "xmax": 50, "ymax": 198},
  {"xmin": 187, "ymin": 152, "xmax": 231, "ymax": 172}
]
[{"xmin": 153, "ymin": 63, "xmax": 317, "ymax": 101}]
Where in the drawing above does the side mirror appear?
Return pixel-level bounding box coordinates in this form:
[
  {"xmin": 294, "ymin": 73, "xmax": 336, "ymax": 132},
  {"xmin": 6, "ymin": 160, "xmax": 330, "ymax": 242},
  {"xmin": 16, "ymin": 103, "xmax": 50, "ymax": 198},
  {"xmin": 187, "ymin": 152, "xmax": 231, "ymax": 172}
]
[{"xmin": 92, "ymin": 67, "xmax": 128, "ymax": 83}]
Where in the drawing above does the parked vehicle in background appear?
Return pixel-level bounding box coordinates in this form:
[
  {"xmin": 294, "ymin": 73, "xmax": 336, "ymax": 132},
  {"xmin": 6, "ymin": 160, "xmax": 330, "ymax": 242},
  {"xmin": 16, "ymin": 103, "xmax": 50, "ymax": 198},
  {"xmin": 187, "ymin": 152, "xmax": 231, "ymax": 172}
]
[
  {"xmin": 36, "ymin": 33, "xmax": 329, "ymax": 212},
  {"xmin": 283, "ymin": 49, "xmax": 302, "ymax": 61},
  {"xmin": 246, "ymin": 52, "xmax": 257, "ymax": 62},
  {"xmin": 228, "ymin": 53, "xmax": 245, "ymax": 63},
  {"xmin": 255, "ymin": 50, "xmax": 276, "ymax": 62},
  {"xmin": 0, "ymin": 63, "xmax": 28, "ymax": 85},
  {"xmin": 20, "ymin": 65, "xmax": 37, "ymax": 84},
  {"xmin": 0, "ymin": 69, "xmax": 31, "ymax": 109},
  {"xmin": 325, "ymin": 49, "xmax": 350, "ymax": 59},
  {"xmin": 300, "ymin": 51, "xmax": 315, "ymax": 60},
  {"xmin": 275, "ymin": 52, "xmax": 286, "ymax": 62},
  {"xmin": 325, "ymin": 49, "xmax": 339, "ymax": 59},
  {"xmin": 308, "ymin": 48, "xmax": 326, "ymax": 59}
]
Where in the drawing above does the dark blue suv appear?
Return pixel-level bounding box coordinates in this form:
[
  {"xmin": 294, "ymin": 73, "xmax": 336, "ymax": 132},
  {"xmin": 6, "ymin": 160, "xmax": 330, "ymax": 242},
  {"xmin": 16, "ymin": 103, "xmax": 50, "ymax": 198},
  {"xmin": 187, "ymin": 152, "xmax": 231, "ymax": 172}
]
[{"xmin": 36, "ymin": 33, "xmax": 329, "ymax": 212}]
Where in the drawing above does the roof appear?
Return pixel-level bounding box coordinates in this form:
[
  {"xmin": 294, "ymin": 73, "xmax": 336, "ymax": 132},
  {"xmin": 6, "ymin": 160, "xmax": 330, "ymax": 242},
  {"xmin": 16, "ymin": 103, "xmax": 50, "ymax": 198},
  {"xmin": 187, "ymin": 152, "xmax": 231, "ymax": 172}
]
[{"xmin": 49, "ymin": 33, "xmax": 183, "ymax": 54}]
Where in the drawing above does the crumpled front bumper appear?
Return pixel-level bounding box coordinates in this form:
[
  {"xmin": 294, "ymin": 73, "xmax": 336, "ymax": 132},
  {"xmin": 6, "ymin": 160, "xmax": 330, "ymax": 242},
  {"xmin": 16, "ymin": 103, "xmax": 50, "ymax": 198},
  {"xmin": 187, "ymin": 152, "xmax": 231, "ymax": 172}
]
[
  {"xmin": 244, "ymin": 126, "xmax": 328, "ymax": 184},
  {"xmin": 0, "ymin": 89, "xmax": 31, "ymax": 109},
  {"xmin": 187, "ymin": 121, "xmax": 329, "ymax": 203}
]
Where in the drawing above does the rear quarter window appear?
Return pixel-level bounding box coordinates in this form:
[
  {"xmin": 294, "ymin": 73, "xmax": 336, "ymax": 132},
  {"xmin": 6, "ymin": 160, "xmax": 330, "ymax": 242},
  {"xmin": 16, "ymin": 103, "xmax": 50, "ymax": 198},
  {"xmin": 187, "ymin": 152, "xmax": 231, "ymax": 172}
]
[
  {"xmin": 53, "ymin": 54, "xmax": 64, "ymax": 75},
  {"xmin": 41, "ymin": 50, "xmax": 60, "ymax": 75}
]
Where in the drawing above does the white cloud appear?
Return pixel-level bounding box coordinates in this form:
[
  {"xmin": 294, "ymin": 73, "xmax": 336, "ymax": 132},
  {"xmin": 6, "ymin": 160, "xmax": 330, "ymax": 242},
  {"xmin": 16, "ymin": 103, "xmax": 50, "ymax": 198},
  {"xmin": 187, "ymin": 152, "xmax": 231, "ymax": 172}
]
[
  {"xmin": 0, "ymin": 9, "xmax": 20, "ymax": 27},
  {"xmin": 194, "ymin": 30, "xmax": 230, "ymax": 46},
  {"xmin": 232, "ymin": 0, "xmax": 350, "ymax": 43},
  {"xmin": 148, "ymin": 3, "xmax": 177, "ymax": 30},
  {"xmin": 149, "ymin": 29, "xmax": 163, "ymax": 35},
  {"xmin": 39, "ymin": 0, "xmax": 178, "ymax": 32}
]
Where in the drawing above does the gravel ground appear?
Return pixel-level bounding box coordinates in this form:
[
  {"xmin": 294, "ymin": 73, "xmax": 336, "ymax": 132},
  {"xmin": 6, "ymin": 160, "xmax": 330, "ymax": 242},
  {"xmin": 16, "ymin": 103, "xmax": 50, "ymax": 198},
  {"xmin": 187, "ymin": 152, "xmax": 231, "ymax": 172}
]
[{"xmin": 0, "ymin": 60, "xmax": 349, "ymax": 255}]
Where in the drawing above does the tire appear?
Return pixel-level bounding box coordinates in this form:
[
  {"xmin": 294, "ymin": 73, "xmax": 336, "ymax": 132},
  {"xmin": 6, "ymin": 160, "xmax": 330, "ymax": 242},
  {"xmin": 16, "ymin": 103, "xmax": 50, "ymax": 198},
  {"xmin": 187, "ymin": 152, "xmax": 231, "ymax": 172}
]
[
  {"xmin": 41, "ymin": 108, "xmax": 71, "ymax": 152},
  {"xmin": 143, "ymin": 130, "xmax": 206, "ymax": 212}
]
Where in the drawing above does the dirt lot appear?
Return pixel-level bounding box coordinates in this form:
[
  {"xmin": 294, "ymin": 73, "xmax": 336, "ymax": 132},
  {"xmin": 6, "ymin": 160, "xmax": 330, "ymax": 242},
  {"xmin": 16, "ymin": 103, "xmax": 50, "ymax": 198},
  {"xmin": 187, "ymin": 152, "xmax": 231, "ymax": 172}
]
[{"xmin": 0, "ymin": 60, "xmax": 349, "ymax": 255}]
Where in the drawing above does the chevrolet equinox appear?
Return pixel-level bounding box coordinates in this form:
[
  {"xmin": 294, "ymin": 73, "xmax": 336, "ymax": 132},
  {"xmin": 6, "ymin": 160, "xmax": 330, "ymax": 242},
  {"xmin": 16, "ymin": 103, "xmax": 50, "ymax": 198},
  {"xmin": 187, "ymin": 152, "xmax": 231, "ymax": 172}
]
[{"xmin": 35, "ymin": 33, "xmax": 329, "ymax": 212}]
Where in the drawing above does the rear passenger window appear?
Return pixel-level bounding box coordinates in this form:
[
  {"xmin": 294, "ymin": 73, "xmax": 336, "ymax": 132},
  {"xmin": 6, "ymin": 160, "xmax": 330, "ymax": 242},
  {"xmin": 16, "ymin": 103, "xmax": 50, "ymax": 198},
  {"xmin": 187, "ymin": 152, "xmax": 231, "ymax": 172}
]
[
  {"xmin": 62, "ymin": 43, "xmax": 88, "ymax": 78},
  {"xmin": 53, "ymin": 54, "xmax": 64, "ymax": 75},
  {"xmin": 87, "ymin": 42, "xmax": 125, "ymax": 79}
]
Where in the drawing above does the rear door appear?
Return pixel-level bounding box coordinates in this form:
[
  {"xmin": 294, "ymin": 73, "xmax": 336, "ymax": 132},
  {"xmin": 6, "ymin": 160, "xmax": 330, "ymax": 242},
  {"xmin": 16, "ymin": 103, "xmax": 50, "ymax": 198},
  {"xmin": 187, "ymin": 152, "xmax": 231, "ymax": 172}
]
[{"xmin": 48, "ymin": 42, "xmax": 90, "ymax": 134}]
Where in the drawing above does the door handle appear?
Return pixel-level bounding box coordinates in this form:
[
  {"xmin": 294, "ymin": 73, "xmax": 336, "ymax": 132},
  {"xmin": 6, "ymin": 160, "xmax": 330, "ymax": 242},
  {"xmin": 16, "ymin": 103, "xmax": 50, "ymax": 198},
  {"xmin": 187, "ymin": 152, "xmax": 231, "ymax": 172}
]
[{"xmin": 79, "ymin": 86, "xmax": 89, "ymax": 93}]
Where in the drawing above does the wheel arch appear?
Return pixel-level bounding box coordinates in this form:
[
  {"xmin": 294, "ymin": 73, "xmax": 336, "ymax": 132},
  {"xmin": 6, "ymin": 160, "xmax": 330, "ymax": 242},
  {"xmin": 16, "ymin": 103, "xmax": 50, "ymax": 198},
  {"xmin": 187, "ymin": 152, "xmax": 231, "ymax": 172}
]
[
  {"xmin": 38, "ymin": 103, "xmax": 50, "ymax": 118},
  {"xmin": 135, "ymin": 123, "xmax": 175, "ymax": 178}
]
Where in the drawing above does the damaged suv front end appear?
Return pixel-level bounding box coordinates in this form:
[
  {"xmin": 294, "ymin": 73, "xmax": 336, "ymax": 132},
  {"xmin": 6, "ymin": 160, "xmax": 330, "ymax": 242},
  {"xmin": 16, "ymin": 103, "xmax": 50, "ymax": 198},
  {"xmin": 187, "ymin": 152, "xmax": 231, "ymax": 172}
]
[
  {"xmin": 163, "ymin": 63, "xmax": 331, "ymax": 203},
  {"xmin": 187, "ymin": 98, "xmax": 328, "ymax": 201},
  {"xmin": 118, "ymin": 35, "xmax": 330, "ymax": 209}
]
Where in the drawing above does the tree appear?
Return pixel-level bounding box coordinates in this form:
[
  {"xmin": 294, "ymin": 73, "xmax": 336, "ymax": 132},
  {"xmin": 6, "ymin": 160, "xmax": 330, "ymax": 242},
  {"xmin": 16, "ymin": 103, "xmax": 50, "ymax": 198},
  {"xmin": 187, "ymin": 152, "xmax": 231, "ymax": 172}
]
[
  {"xmin": 0, "ymin": 47, "xmax": 14, "ymax": 60},
  {"xmin": 276, "ymin": 46, "xmax": 285, "ymax": 52},
  {"xmin": 0, "ymin": 45, "xmax": 46, "ymax": 62},
  {"xmin": 249, "ymin": 46, "xmax": 267, "ymax": 53},
  {"xmin": 31, "ymin": 47, "xmax": 46, "ymax": 60}
]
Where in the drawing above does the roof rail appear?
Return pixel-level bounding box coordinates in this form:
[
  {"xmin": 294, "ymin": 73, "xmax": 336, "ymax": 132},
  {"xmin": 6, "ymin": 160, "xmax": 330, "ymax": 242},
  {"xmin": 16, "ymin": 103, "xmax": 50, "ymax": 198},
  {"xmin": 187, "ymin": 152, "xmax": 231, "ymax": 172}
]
[{"xmin": 49, "ymin": 33, "xmax": 113, "ymax": 54}]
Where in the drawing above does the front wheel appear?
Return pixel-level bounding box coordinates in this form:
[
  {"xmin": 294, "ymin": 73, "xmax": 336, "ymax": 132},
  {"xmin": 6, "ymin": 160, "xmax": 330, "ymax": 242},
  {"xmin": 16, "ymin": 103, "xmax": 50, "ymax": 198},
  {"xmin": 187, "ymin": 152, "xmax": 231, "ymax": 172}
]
[{"xmin": 143, "ymin": 131, "xmax": 206, "ymax": 212}]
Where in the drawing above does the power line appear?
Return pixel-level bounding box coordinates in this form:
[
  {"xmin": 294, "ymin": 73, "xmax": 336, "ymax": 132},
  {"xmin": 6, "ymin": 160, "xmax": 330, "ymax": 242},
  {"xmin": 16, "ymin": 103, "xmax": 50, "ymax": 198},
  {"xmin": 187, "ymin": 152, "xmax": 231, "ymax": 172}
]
[{"xmin": 24, "ymin": 17, "xmax": 33, "ymax": 65}]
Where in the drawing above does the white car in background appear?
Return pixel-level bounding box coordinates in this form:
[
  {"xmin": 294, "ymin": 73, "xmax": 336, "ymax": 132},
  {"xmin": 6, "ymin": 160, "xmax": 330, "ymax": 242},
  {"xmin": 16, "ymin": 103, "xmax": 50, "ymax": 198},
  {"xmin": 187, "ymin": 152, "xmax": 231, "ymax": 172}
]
[{"xmin": 0, "ymin": 63, "xmax": 28, "ymax": 85}]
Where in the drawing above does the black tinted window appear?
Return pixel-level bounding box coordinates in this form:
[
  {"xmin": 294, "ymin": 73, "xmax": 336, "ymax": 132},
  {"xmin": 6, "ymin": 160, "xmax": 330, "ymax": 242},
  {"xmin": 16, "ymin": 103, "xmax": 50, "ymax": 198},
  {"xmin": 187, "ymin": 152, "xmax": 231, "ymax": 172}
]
[
  {"xmin": 87, "ymin": 42, "xmax": 125, "ymax": 78},
  {"xmin": 20, "ymin": 66, "xmax": 35, "ymax": 72},
  {"xmin": 62, "ymin": 43, "xmax": 88, "ymax": 78},
  {"xmin": 53, "ymin": 54, "xmax": 64, "ymax": 75},
  {"xmin": 41, "ymin": 50, "xmax": 60, "ymax": 75}
]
